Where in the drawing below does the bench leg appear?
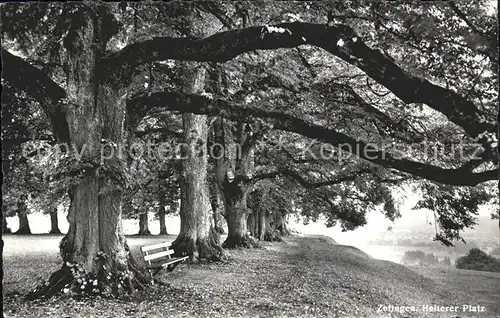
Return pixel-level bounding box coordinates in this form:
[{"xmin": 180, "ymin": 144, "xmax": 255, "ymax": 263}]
[
  {"xmin": 149, "ymin": 267, "xmax": 163, "ymax": 277},
  {"xmin": 167, "ymin": 260, "xmax": 185, "ymax": 272}
]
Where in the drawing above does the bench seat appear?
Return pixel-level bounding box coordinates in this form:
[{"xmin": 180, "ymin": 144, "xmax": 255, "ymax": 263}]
[
  {"xmin": 147, "ymin": 256, "xmax": 189, "ymax": 269},
  {"xmin": 140, "ymin": 242, "xmax": 188, "ymax": 275}
]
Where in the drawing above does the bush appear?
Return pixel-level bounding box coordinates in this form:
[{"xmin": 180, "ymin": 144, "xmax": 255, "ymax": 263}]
[
  {"xmin": 490, "ymin": 245, "xmax": 500, "ymax": 256},
  {"xmin": 401, "ymin": 250, "xmax": 439, "ymax": 266},
  {"xmin": 456, "ymin": 248, "xmax": 500, "ymax": 273}
]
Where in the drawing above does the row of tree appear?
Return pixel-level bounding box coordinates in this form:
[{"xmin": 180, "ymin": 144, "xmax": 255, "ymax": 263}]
[
  {"xmin": 1, "ymin": 2, "xmax": 498, "ymax": 299},
  {"xmin": 401, "ymin": 250, "xmax": 452, "ymax": 266},
  {"xmin": 2, "ymin": 209, "xmax": 173, "ymax": 236}
]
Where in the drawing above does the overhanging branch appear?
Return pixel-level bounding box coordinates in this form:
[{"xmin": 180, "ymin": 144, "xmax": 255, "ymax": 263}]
[
  {"xmin": 2, "ymin": 49, "xmax": 70, "ymax": 143},
  {"xmin": 127, "ymin": 91, "xmax": 497, "ymax": 186},
  {"xmin": 105, "ymin": 22, "xmax": 496, "ymax": 140}
]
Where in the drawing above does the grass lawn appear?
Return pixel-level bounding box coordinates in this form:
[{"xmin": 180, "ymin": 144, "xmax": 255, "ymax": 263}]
[{"xmin": 3, "ymin": 234, "xmax": 500, "ymax": 317}]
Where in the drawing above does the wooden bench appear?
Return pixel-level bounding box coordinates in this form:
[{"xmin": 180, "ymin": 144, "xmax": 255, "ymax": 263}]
[{"xmin": 140, "ymin": 242, "xmax": 189, "ymax": 275}]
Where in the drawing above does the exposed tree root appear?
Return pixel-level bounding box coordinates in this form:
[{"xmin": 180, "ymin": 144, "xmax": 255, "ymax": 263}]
[
  {"xmin": 25, "ymin": 245, "xmax": 152, "ymax": 301},
  {"xmin": 14, "ymin": 228, "xmax": 31, "ymax": 235},
  {"xmin": 137, "ymin": 229, "xmax": 152, "ymax": 236},
  {"xmin": 172, "ymin": 228, "xmax": 227, "ymax": 262},
  {"xmin": 25, "ymin": 266, "xmax": 73, "ymax": 300},
  {"xmin": 223, "ymin": 234, "xmax": 260, "ymax": 249},
  {"xmin": 159, "ymin": 228, "xmax": 168, "ymax": 235},
  {"xmin": 264, "ymin": 229, "xmax": 283, "ymax": 242}
]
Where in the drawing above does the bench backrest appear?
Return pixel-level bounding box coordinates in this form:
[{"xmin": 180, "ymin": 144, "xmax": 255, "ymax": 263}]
[{"xmin": 141, "ymin": 242, "xmax": 174, "ymax": 265}]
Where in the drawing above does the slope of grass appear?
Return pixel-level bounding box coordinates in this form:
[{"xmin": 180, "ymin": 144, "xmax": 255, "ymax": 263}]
[{"xmin": 3, "ymin": 234, "xmax": 499, "ymax": 317}]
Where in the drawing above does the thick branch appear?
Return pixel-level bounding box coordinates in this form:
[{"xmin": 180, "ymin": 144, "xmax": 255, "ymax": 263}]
[
  {"xmin": 2, "ymin": 49, "xmax": 70, "ymax": 143},
  {"xmin": 127, "ymin": 92, "xmax": 497, "ymax": 186},
  {"xmin": 106, "ymin": 22, "xmax": 496, "ymax": 139},
  {"xmin": 252, "ymin": 168, "xmax": 372, "ymax": 189},
  {"xmin": 448, "ymin": 2, "xmax": 487, "ymax": 37}
]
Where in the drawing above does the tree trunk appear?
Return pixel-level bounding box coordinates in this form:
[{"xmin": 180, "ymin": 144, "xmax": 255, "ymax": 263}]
[
  {"xmin": 264, "ymin": 212, "xmax": 284, "ymax": 242},
  {"xmin": 27, "ymin": 6, "xmax": 151, "ymax": 299},
  {"xmin": 222, "ymin": 184, "xmax": 258, "ymax": 248},
  {"xmin": 247, "ymin": 212, "xmax": 256, "ymax": 238},
  {"xmin": 213, "ymin": 117, "xmax": 259, "ymax": 248},
  {"xmin": 16, "ymin": 203, "xmax": 31, "ymax": 235},
  {"xmin": 210, "ymin": 178, "xmax": 226, "ymax": 234},
  {"xmin": 49, "ymin": 208, "xmax": 61, "ymax": 234},
  {"xmin": 258, "ymin": 209, "xmax": 267, "ymax": 241},
  {"xmin": 171, "ymin": 63, "xmax": 225, "ymax": 261},
  {"xmin": 138, "ymin": 212, "xmax": 151, "ymax": 236},
  {"xmin": 157, "ymin": 186, "xmax": 169, "ymax": 235},
  {"xmin": 248, "ymin": 208, "xmax": 267, "ymax": 241},
  {"xmin": 2, "ymin": 213, "xmax": 11, "ymax": 234},
  {"xmin": 276, "ymin": 213, "xmax": 291, "ymax": 236},
  {"xmin": 224, "ymin": 202, "xmax": 252, "ymax": 247},
  {"xmin": 158, "ymin": 208, "xmax": 168, "ymax": 235}
]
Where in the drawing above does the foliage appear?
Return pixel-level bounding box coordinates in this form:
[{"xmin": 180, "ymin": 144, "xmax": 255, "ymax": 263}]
[
  {"xmin": 456, "ymin": 248, "xmax": 500, "ymax": 273},
  {"xmin": 414, "ymin": 181, "xmax": 496, "ymax": 246}
]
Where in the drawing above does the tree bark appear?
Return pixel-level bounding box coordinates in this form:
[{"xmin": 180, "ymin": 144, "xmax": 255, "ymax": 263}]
[
  {"xmin": 138, "ymin": 212, "xmax": 151, "ymax": 236},
  {"xmin": 49, "ymin": 208, "xmax": 61, "ymax": 234},
  {"xmin": 16, "ymin": 204, "xmax": 31, "ymax": 235},
  {"xmin": 273, "ymin": 212, "xmax": 291, "ymax": 237},
  {"xmin": 157, "ymin": 174, "xmax": 169, "ymax": 235},
  {"xmin": 212, "ymin": 116, "xmax": 259, "ymax": 248},
  {"xmin": 222, "ymin": 181, "xmax": 259, "ymax": 248},
  {"xmin": 171, "ymin": 62, "xmax": 225, "ymax": 261},
  {"xmin": 27, "ymin": 6, "xmax": 151, "ymax": 299},
  {"xmin": 158, "ymin": 208, "xmax": 168, "ymax": 235},
  {"xmin": 247, "ymin": 212, "xmax": 256, "ymax": 238},
  {"xmin": 210, "ymin": 178, "xmax": 226, "ymax": 234},
  {"xmin": 258, "ymin": 209, "xmax": 267, "ymax": 241}
]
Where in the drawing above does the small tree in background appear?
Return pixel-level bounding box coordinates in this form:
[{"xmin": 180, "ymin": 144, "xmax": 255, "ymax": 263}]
[{"xmin": 441, "ymin": 256, "xmax": 452, "ymax": 266}]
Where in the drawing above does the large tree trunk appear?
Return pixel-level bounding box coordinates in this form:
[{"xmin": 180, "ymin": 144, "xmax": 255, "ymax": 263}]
[
  {"xmin": 27, "ymin": 6, "xmax": 150, "ymax": 299},
  {"xmin": 49, "ymin": 208, "xmax": 61, "ymax": 234},
  {"xmin": 171, "ymin": 63, "xmax": 225, "ymax": 261},
  {"xmin": 222, "ymin": 183, "xmax": 258, "ymax": 248},
  {"xmin": 138, "ymin": 212, "xmax": 151, "ymax": 236},
  {"xmin": 16, "ymin": 203, "xmax": 31, "ymax": 235},
  {"xmin": 215, "ymin": 119, "xmax": 260, "ymax": 248}
]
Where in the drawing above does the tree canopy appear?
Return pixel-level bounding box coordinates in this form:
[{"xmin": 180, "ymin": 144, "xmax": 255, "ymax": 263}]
[{"xmin": 1, "ymin": 1, "xmax": 498, "ymax": 298}]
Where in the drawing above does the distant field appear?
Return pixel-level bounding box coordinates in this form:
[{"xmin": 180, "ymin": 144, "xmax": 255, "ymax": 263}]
[
  {"xmin": 3, "ymin": 234, "xmax": 500, "ymax": 317},
  {"xmin": 358, "ymin": 244, "xmax": 467, "ymax": 264}
]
